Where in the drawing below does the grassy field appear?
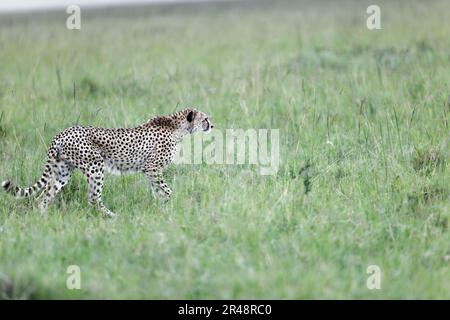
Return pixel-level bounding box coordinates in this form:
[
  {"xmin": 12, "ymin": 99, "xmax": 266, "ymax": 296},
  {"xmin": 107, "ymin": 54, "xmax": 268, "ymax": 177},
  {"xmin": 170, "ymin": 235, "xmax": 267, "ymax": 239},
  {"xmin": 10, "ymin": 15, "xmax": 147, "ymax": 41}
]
[{"xmin": 0, "ymin": 0, "xmax": 449, "ymax": 299}]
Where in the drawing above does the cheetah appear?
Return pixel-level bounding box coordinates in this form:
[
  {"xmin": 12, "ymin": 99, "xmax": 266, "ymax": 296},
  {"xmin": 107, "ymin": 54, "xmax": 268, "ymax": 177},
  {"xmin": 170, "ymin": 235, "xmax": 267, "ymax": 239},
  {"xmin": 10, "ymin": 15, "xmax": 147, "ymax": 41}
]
[{"xmin": 1, "ymin": 108, "xmax": 213, "ymax": 217}]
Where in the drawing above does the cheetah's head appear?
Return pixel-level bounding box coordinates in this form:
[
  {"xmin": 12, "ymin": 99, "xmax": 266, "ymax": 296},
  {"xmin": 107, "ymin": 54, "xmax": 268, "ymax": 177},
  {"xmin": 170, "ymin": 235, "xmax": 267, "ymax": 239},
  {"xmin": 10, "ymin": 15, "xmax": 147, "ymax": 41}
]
[{"xmin": 181, "ymin": 108, "xmax": 213, "ymax": 134}]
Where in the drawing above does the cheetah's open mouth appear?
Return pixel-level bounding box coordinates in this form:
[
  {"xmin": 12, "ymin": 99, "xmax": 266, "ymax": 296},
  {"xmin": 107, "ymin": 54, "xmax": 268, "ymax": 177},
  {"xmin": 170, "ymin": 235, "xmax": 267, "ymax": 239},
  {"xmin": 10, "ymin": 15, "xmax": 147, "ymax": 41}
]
[{"xmin": 202, "ymin": 118, "xmax": 213, "ymax": 133}]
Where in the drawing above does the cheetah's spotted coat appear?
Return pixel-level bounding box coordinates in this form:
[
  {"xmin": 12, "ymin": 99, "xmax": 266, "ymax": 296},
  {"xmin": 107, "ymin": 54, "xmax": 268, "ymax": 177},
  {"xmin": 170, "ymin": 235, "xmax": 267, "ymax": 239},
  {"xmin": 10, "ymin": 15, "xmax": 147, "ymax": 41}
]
[{"xmin": 2, "ymin": 108, "xmax": 213, "ymax": 216}]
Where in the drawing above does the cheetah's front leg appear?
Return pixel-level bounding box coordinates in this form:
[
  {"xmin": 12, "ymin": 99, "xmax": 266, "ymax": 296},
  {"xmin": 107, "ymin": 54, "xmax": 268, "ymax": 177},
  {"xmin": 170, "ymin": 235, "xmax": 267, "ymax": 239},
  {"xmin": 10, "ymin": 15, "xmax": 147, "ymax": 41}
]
[{"xmin": 143, "ymin": 166, "xmax": 172, "ymax": 201}]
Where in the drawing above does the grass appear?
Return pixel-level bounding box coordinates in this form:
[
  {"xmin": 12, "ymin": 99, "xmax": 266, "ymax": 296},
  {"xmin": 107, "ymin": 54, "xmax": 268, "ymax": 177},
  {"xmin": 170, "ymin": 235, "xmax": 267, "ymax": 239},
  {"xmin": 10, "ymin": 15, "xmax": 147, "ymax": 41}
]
[{"xmin": 0, "ymin": 0, "xmax": 449, "ymax": 299}]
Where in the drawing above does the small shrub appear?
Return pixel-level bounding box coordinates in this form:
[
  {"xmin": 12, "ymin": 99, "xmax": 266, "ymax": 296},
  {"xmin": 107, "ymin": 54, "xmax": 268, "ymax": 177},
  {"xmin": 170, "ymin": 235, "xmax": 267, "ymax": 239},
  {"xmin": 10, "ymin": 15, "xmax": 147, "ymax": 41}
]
[{"xmin": 411, "ymin": 147, "xmax": 444, "ymax": 175}]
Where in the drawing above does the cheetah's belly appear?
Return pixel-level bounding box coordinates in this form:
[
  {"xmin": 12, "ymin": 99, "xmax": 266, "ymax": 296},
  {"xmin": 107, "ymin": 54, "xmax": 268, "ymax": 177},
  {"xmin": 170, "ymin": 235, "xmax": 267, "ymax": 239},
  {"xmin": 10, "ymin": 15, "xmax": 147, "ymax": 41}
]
[{"xmin": 103, "ymin": 157, "xmax": 144, "ymax": 175}]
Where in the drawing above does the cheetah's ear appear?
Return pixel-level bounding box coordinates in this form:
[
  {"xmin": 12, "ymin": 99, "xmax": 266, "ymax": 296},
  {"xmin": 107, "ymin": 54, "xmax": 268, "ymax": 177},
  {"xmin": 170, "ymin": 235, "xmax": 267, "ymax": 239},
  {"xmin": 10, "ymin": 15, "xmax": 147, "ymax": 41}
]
[{"xmin": 187, "ymin": 110, "xmax": 194, "ymax": 122}]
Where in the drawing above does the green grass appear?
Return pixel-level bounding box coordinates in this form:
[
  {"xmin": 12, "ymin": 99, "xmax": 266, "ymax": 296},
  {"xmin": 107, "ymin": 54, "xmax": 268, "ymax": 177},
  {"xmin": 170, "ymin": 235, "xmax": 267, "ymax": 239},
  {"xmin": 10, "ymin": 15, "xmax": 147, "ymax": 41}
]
[{"xmin": 0, "ymin": 0, "xmax": 449, "ymax": 299}]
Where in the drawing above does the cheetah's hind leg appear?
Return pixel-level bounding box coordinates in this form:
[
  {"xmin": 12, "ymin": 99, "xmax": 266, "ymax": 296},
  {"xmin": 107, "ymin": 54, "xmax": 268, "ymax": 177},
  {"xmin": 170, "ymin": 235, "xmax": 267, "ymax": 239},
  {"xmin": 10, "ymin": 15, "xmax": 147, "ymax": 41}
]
[
  {"xmin": 37, "ymin": 160, "xmax": 73, "ymax": 212},
  {"xmin": 83, "ymin": 159, "xmax": 116, "ymax": 218}
]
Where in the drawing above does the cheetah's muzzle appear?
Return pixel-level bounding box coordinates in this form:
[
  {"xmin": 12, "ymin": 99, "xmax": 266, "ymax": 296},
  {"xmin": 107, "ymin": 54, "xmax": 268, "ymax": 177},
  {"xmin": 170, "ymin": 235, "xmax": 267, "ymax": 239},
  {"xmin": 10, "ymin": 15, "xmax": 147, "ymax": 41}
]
[{"xmin": 202, "ymin": 118, "xmax": 213, "ymax": 133}]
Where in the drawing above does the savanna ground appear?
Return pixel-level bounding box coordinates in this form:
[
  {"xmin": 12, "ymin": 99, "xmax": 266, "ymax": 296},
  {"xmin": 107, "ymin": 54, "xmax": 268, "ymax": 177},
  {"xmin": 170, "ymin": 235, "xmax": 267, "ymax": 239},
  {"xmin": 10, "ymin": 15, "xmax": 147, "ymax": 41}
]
[{"xmin": 0, "ymin": 0, "xmax": 449, "ymax": 299}]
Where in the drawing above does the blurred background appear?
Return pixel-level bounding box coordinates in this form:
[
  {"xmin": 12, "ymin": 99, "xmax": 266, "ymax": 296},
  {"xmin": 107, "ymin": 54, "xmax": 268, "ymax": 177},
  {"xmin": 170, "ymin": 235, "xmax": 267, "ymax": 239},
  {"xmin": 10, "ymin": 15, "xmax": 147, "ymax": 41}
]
[
  {"xmin": 0, "ymin": 0, "xmax": 232, "ymax": 13},
  {"xmin": 0, "ymin": 0, "xmax": 449, "ymax": 299}
]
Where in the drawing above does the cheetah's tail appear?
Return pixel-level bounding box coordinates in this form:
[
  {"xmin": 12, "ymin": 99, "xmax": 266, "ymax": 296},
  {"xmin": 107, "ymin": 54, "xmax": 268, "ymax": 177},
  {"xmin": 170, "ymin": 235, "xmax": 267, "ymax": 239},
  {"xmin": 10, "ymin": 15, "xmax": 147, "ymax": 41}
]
[
  {"xmin": 2, "ymin": 177, "xmax": 47, "ymax": 198},
  {"xmin": 2, "ymin": 161, "xmax": 52, "ymax": 198}
]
